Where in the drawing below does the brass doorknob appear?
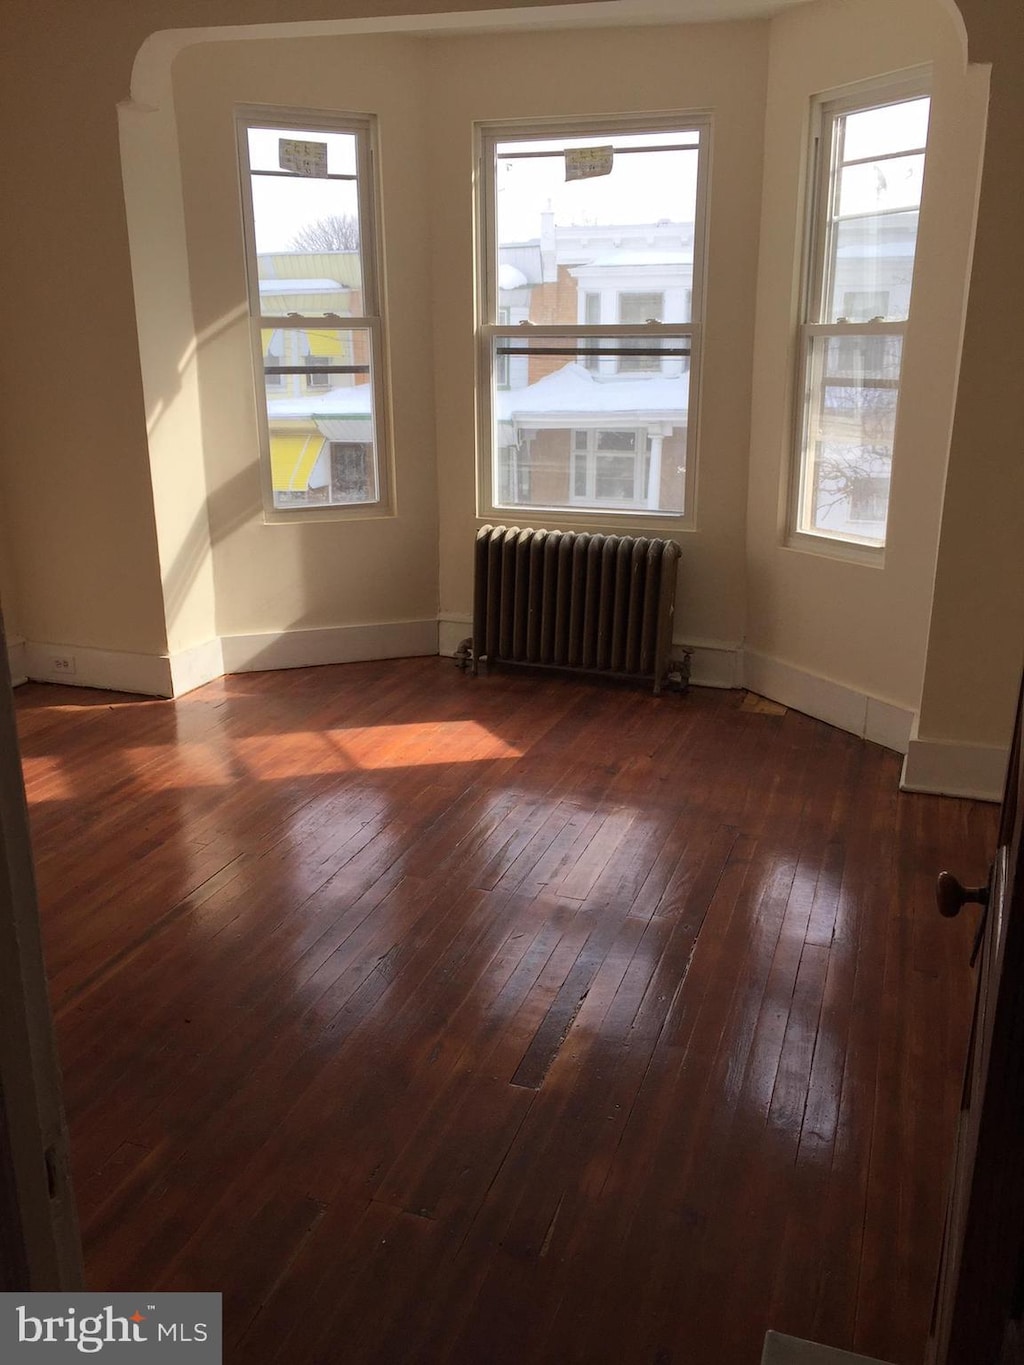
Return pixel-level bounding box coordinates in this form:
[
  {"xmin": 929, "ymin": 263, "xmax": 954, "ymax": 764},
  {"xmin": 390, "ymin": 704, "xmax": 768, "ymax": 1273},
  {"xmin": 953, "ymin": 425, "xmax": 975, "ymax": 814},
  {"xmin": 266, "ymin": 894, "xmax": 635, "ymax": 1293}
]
[{"xmin": 936, "ymin": 870, "xmax": 990, "ymax": 918}]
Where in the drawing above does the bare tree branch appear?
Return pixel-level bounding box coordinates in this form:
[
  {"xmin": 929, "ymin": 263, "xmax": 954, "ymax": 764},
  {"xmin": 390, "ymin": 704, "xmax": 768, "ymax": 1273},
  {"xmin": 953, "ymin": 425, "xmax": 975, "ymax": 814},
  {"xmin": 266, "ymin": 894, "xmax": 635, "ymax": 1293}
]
[{"xmin": 291, "ymin": 215, "xmax": 360, "ymax": 251}]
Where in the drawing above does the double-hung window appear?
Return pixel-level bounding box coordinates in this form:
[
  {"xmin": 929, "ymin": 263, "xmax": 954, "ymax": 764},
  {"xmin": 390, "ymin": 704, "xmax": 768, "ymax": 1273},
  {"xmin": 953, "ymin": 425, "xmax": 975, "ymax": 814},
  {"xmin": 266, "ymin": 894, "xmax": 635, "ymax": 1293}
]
[
  {"xmin": 792, "ymin": 81, "xmax": 930, "ymax": 551},
  {"xmin": 477, "ymin": 116, "xmax": 708, "ymax": 521},
  {"xmin": 237, "ymin": 109, "xmax": 390, "ymax": 518}
]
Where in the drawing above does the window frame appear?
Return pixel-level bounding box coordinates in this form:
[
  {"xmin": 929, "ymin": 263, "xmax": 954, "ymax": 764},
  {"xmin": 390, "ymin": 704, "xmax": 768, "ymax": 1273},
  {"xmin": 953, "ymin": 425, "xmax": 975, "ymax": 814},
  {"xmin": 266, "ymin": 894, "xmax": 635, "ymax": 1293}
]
[
  {"xmin": 475, "ymin": 112, "xmax": 710, "ymax": 529},
  {"xmin": 235, "ymin": 105, "xmax": 394, "ymax": 524},
  {"xmin": 786, "ymin": 73, "xmax": 930, "ymax": 561}
]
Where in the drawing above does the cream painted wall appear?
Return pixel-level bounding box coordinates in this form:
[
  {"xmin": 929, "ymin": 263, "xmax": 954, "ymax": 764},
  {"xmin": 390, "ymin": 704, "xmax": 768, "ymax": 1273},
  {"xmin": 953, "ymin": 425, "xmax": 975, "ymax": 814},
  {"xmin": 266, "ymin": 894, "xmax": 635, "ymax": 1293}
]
[
  {"xmin": 0, "ymin": 3, "xmax": 171, "ymax": 656},
  {"xmin": 2, "ymin": 0, "xmax": 1015, "ymax": 759},
  {"xmin": 172, "ymin": 35, "xmax": 440, "ymax": 642},
  {"xmin": 745, "ymin": 0, "xmax": 988, "ymax": 715},
  {"xmin": 0, "ymin": 0, "xmax": 583, "ymax": 677},
  {"xmin": 120, "ymin": 76, "xmax": 217, "ymax": 663},
  {"xmin": 916, "ymin": 0, "xmax": 1024, "ymax": 748},
  {"xmin": 426, "ymin": 21, "xmax": 770, "ymax": 652}
]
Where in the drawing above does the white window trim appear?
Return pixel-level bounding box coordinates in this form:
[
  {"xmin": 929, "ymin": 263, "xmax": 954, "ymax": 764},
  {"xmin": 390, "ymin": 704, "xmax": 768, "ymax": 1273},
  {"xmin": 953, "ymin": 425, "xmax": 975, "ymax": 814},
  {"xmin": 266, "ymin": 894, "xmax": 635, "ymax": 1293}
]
[
  {"xmin": 785, "ymin": 70, "xmax": 930, "ymax": 563},
  {"xmin": 235, "ymin": 105, "xmax": 394, "ymax": 524},
  {"xmin": 475, "ymin": 111, "xmax": 710, "ymax": 530}
]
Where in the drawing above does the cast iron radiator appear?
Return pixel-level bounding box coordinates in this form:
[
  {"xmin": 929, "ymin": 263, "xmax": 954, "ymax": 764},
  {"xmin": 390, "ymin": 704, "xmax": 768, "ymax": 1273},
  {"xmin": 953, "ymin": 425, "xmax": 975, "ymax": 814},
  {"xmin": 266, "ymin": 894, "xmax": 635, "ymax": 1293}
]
[{"xmin": 459, "ymin": 525, "xmax": 686, "ymax": 695}]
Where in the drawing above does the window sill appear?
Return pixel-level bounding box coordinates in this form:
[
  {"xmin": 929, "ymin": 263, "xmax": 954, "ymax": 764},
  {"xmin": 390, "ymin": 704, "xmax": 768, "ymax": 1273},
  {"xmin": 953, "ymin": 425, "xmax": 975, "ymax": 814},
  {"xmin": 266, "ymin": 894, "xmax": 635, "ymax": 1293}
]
[
  {"xmin": 481, "ymin": 505, "xmax": 693, "ymax": 535},
  {"xmin": 261, "ymin": 501, "xmax": 395, "ymax": 526},
  {"xmin": 784, "ymin": 529, "xmax": 886, "ymax": 568}
]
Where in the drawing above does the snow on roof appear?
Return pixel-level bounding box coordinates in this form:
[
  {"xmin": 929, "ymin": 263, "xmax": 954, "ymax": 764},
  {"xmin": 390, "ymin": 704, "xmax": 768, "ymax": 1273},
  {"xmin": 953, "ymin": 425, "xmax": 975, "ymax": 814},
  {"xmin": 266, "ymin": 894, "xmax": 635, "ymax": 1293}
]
[
  {"xmin": 267, "ymin": 385, "xmax": 373, "ymax": 420},
  {"xmin": 259, "ymin": 278, "xmax": 347, "ymax": 293},
  {"xmin": 498, "ymin": 263, "xmax": 529, "ymax": 290},
  {"xmin": 496, "ymin": 363, "xmax": 687, "ymax": 422},
  {"xmin": 574, "ymin": 250, "xmax": 691, "ymax": 269},
  {"xmin": 498, "ymin": 244, "xmax": 544, "ymax": 286}
]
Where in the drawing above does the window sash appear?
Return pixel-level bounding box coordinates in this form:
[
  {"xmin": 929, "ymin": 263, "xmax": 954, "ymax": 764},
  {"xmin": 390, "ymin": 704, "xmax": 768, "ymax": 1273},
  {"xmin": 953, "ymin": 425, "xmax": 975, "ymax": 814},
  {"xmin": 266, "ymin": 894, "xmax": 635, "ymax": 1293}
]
[
  {"xmin": 805, "ymin": 85, "xmax": 928, "ymax": 328},
  {"xmin": 487, "ymin": 329, "xmax": 691, "ymax": 516},
  {"xmin": 236, "ymin": 107, "xmax": 390, "ymax": 521},
  {"xmin": 476, "ymin": 114, "xmax": 708, "ymax": 524},
  {"xmin": 794, "ymin": 320, "xmax": 905, "ymax": 547},
  {"xmin": 790, "ymin": 78, "xmax": 928, "ymax": 554}
]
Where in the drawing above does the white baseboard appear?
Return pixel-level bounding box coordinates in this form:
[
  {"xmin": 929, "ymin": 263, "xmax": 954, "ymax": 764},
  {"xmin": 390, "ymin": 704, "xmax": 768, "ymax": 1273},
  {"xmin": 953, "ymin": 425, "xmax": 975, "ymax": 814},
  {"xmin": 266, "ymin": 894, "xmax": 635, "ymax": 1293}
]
[
  {"xmin": 23, "ymin": 641, "xmax": 173, "ymax": 697},
  {"xmin": 169, "ymin": 636, "xmax": 225, "ymax": 697},
  {"xmin": 901, "ymin": 727, "xmax": 1007, "ymax": 802},
  {"xmin": 18, "ymin": 621, "xmax": 439, "ymax": 699},
  {"xmin": 742, "ymin": 650, "xmax": 915, "ymax": 754},
  {"xmin": 680, "ymin": 638, "xmax": 743, "ymax": 689},
  {"xmin": 6, "ymin": 636, "xmax": 28, "ymax": 687},
  {"xmin": 220, "ymin": 619, "xmax": 439, "ymax": 674}
]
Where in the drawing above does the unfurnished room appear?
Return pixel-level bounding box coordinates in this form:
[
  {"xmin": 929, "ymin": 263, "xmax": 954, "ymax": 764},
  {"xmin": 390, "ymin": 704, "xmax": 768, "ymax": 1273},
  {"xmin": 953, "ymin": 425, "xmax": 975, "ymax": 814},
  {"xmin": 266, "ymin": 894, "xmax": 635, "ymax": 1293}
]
[{"xmin": 1, "ymin": 1, "xmax": 1022, "ymax": 1363}]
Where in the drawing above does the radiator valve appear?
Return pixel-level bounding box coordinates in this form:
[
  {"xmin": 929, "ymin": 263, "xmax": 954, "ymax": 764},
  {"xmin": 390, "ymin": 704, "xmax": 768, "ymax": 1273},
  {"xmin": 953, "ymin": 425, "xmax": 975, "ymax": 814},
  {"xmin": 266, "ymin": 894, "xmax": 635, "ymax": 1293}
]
[{"xmin": 665, "ymin": 652, "xmax": 692, "ymax": 693}]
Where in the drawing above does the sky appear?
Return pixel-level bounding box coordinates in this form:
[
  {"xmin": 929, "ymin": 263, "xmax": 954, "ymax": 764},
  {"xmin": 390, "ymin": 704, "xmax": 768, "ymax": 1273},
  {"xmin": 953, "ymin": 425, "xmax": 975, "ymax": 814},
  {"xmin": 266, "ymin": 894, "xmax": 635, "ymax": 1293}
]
[
  {"xmin": 248, "ymin": 126, "xmax": 360, "ymax": 253},
  {"xmin": 245, "ymin": 99, "xmax": 930, "ymax": 255}
]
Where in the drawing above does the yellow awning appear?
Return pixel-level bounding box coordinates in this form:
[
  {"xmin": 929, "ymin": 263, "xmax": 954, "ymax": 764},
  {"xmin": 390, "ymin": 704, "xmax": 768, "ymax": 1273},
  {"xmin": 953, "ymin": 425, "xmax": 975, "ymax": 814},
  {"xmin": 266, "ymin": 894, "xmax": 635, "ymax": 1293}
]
[
  {"xmin": 270, "ymin": 434, "xmax": 326, "ymax": 492},
  {"xmin": 304, "ymin": 329, "xmax": 343, "ymax": 358}
]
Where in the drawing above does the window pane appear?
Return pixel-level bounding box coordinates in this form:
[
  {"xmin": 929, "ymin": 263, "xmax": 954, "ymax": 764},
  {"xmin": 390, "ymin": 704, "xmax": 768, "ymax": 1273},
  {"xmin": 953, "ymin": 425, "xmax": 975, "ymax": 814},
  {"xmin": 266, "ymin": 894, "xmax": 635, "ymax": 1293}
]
[
  {"xmin": 596, "ymin": 430, "xmax": 637, "ymax": 452},
  {"xmin": 794, "ymin": 90, "xmax": 928, "ymax": 551},
  {"xmin": 247, "ymin": 127, "xmax": 358, "ymax": 176},
  {"xmin": 841, "ymin": 289, "xmax": 889, "ymax": 322},
  {"xmin": 799, "ymin": 331, "xmax": 903, "ymax": 544},
  {"xmin": 495, "ymin": 131, "xmax": 698, "ymax": 327},
  {"xmin": 617, "ymin": 294, "xmax": 666, "ymax": 371},
  {"xmin": 826, "ymin": 209, "xmax": 920, "ymax": 322},
  {"xmin": 492, "ymin": 335, "xmax": 689, "ymax": 514},
  {"xmin": 837, "ymin": 153, "xmax": 924, "ymax": 218},
  {"xmin": 573, "ymin": 450, "xmax": 588, "ymax": 496},
  {"xmin": 595, "ymin": 453, "xmax": 637, "ymax": 501},
  {"xmin": 257, "ymin": 268, "xmax": 360, "ymax": 319},
  {"xmin": 248, "ymin": 129, "xmax": 363, "ymax": 306},
  {"xmin": 264, "ymin": 327, "xmax": 377, "ymax": 510},
  {"xmin": 250, "ymin": 174, "xmax": 362, "ymax": 260},
  {"xmin": 841, "ymin": 98, "xmax": 929, "ymax": 162},
  {"xmin": 262, "ymin": 326, "xmax": 370, "ymax": 384},
  {"xmin": 619, "ymin": 293, "xmax": 664, "ymax": 324}
]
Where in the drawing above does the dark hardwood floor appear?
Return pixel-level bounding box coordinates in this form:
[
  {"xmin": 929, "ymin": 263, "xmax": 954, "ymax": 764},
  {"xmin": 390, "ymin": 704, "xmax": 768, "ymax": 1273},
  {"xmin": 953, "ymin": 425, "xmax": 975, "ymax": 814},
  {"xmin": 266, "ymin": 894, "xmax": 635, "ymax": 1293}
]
[{"xmin": 14, "ymin": 658, "xmax": 997, "ymax": 1363}]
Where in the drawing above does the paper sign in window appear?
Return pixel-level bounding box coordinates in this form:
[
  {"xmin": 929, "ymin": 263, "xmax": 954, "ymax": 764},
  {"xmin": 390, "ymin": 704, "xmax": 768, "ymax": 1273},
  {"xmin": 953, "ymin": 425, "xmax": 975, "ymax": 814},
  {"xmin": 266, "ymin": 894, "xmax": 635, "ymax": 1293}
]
[
  {"xmin": 279, "ymin": 138, "xmax": 329, "ymax": 177},
  {"xmin": 565, "ymin": 146, "xmax": 614, "ymax": 181}
]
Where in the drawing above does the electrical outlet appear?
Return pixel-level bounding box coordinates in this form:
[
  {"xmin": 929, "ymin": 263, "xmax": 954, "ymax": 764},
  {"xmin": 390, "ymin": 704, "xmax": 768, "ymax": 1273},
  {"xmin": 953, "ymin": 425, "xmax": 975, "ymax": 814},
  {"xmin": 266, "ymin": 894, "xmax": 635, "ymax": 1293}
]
[{"xmin": 50, "ymin": 655, "xmax": 76, "ymax": 675}]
